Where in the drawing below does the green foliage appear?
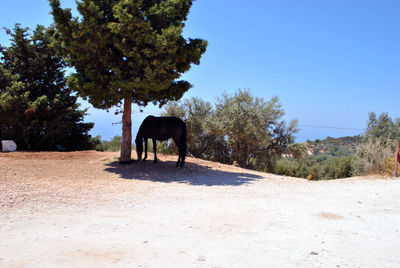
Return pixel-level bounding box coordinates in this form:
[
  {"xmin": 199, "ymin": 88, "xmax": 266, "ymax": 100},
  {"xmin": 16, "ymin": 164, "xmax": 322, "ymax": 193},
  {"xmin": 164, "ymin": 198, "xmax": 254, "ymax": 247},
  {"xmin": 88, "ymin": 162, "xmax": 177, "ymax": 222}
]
[
  {"xmin": 163, "ymin": 97, "xmax": 229, "ymax": 162},
  {"xmin": 0, "ymin": 24, "xmax": 94, "ymax": 151},
  {"xmin": 95, "ymin": 135, "xmax": 142, "ymax": 152},
  {"xmin": 154, "ymin": 140, "xmax": 176, "ymax": 155},
  {"xmin": 286, "ymin": 143, "xmax": 308, "ymax": 159},
  {"xmin": 321, "ymin": 156, "xmax": 354, "ymax": 179},
  {"xmin": 163, "ymin": 89, "xmax": 298, "ymax": 172},
  {"xmin": 274, "ymin": 155, "xmax": 355, "ymax": 180},
  {"xmin": 276, "ymin": 136, "xmax": 360, "ymax": 180},
  {"xmin": 50, "ymin": 0, "xmax": 207, "ymax": 161},
  {"xmin": 353, "ymin": 137, "xmax": 397, "ymax": 175},
  {"xmin": 50, "ymin": 0, "xmax": 208, "ymax": 109},
  {"xmin": 274, "ymin": 158, "xmax": 298, "ymax": 177},
  {"xmin": 366, "ymin": 112, "xmax": 400, "ymax": 141},
  {"xmin": 213, "ymin": 89, "xmax": 298, "ymax": 170},
  {"xmin": 306, "ymin": 136, "xmax": 363, "ymax": 156},
  {"xmin": 277, "ymin": 112, "xmax": 400, "ymax": 179},
  {"xmin": 94, "ymin": 135, "xmax": 122, "ymax": 152},
  {"xmin": 279, "ymin": 112, "xmax": 399, "ymax": 179},
  {"xmin": 90, "ymin": 135, "xmax": 102, "ymax": 150},
  {"xmin": 353, "ymin": 112, "xmax": 399, "ymax": 175}
]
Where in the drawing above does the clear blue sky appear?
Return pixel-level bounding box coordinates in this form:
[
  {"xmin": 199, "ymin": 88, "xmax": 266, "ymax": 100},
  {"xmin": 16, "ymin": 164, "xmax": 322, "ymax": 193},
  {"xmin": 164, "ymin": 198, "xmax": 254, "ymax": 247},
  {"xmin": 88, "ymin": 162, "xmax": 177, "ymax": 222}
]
[{"xmin": 1, "ymin": 0, "xmax": 399, "ymax": 142}]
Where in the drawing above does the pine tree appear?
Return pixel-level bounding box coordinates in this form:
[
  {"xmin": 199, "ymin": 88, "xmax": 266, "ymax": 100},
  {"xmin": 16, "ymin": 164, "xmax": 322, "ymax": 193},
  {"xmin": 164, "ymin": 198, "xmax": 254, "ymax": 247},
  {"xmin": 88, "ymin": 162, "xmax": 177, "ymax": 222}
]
[
  {"xmin": 0, "ymin": 24, "xmax": 94, "ymax": 150},
  {"xmin": 50, "ymin": 0, "xmax": 207, "ymax": 162},
  {"xmin": 366, "ymin": 112, "xmax": 400, "ymax": 141}
]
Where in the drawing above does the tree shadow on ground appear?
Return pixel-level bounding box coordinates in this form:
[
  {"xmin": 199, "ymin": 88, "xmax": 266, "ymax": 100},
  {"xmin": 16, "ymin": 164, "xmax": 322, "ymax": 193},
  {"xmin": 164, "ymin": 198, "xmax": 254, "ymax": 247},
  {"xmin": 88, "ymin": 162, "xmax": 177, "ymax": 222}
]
[{"xmin": 104, "ymin": 159, "xmax": 263, "ymax": 186}]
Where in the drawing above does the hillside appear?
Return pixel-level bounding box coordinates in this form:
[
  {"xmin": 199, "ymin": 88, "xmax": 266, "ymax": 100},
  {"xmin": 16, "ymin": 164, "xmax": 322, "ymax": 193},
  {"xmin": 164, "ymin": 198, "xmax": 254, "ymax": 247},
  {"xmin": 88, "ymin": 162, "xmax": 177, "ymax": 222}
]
[
  {"xmin": 1, "ymin": 151, "xmax": 399, "ymax": 267},
  {"xmin": 305, "ymin": 135, "xmax": 363, "ymax": 156}
]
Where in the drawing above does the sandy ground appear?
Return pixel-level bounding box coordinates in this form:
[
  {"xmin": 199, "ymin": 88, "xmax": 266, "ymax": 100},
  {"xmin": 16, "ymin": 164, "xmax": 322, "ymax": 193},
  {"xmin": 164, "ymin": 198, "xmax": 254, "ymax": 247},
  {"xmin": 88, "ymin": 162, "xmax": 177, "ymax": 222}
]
[{"xmin": 1, "ymin": 151, "xmax": 400, "ymax": 267}]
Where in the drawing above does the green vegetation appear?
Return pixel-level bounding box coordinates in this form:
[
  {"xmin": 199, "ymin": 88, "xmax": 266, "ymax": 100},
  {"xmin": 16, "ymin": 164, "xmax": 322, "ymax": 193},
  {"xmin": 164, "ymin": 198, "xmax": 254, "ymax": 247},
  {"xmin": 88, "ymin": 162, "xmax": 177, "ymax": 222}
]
[
  {"xmin": 275, "ymin": 112, "xmax": 399, "ymax": 180},
  {"xmin": 94, "ymin": 135, "xmax": 122, "ymax": 152},
  {"xmin": 159, "ymin": 97, "xmax": 398, "ymax": 179},
  {"xmin": 353, "ymin": 112, "xmax": 399, "ymax": 175},
  {"xmin": 94, "ymin": 100, "xmax": 398, "ymax": 180},
  {"xmin": 1, "ymin": 3, "xmax": 397, "ymax": 179},
  {"xmin": 306, "ymin": 136, "xmax": 363, "ymax": 156},
  {"xmin": 50, "ymin": 0, "xmax": 207, "ymax": 162},
  {"xmin": 275, "ymin": 136, "xmax": 360, "ymax": 180},
  {"xmin": 365, "ymin": 112, "xmax": 400, "ymax": 140},
  {"xmin": 0, "ymin": 24, "xmax": 94, "ymax": 151},
  {"xmin": 353, "ymin": 138, "xmax": 397, "ymax": 175},
  {"xmin": 162, "ymin": 89, "xmax": 298, "ymax": 172},
  {"xmin": 275, "ymin": 155, "xmax": 355, "ymax": 180}
]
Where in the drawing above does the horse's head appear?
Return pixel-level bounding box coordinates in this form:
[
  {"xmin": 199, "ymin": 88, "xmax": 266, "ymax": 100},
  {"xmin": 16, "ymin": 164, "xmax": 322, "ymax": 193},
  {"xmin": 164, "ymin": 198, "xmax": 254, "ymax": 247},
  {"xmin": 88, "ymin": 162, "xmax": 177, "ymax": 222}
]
[{"xmin": 135, "ymin": 138, "xmax": 143, "ymax": 160}]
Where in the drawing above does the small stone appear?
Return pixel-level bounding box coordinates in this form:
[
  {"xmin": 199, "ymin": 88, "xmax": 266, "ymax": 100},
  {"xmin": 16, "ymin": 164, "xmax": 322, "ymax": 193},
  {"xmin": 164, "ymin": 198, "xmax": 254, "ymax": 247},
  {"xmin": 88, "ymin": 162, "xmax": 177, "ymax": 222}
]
[{"xmin": 197, "ymin": 255, "xmax": 206, "ymax": 261}]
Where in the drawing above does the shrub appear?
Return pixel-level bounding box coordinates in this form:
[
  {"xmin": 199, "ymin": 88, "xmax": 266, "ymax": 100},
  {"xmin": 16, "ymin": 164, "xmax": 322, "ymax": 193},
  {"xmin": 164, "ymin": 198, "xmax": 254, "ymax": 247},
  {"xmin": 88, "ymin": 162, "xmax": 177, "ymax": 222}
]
[
  {"xmin": 274, "ymin": 155, "xmax": 354, "ymax": 180},
  {"xmin": 95, "ymin": 136, "xmax": 123, "ymax": 152},
  {"xmin": 353, "ymin": 138, "xmax": 397, "ymax": 175},
  {"xmin": 322, "ymin": 156, "xmax": 354, "ymax": 179},
  {"xmin": 274, "ymin": 158, "xmax": 298, "ymax": 177}
]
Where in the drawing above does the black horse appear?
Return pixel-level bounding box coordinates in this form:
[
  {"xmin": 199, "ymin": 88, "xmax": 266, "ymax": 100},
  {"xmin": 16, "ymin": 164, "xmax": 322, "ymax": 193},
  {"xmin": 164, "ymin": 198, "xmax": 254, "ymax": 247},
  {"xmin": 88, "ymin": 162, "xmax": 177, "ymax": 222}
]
[{"xmin": 135, "ymin": 115, "xmax": 187, "ymax": 167}]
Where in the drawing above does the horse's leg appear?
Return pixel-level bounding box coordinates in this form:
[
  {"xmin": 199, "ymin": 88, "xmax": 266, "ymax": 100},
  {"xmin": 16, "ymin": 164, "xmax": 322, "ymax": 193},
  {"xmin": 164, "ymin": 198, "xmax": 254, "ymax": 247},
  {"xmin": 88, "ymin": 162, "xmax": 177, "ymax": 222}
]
[
  {"xmin": 180, "ymin": 151, "xmax": 186, "ymax": 168},
  {"xmin": 178, "ymin": 146, "xmax": 186, "ymax": 168},
  {"xmin": 179, "ymin": 135, "xmax": 186, "ymax": 168},
  {"xmin": 153, "ymin": 139, "xmax": 157, "ymax": 163},
  {"xmin": 143, "ymin": 138, "xmax": 148, "ymax": 161},
  {"xmin": 173, "ymin": 137, "xmax": 182, "ymax": 167}
]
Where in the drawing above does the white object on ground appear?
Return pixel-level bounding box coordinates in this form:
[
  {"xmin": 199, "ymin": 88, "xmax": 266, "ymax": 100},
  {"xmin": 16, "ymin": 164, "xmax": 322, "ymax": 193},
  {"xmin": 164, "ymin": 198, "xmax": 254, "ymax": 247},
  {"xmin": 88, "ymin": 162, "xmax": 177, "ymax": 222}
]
[{"xmin": 1, "ymin": 140, "xmax": 17, "ymax": 152}]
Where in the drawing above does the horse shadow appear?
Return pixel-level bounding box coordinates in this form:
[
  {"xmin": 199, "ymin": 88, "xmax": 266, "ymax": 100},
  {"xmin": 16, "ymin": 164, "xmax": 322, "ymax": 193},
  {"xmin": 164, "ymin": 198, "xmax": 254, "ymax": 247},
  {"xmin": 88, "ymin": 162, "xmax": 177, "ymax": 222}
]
[{"xmin": 104, "ymin": 159, "xmax": 264, "ymax": 186}]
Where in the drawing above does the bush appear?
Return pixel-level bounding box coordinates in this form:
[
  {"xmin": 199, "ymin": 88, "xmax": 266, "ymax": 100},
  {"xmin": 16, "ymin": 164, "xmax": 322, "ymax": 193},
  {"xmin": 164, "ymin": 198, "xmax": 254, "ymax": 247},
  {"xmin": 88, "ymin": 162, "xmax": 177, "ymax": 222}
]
[
  {"xmin": 321, "ymin": 156, "xmax": 354, "ymax": 179},
  {"xmin": 162, "ymin": 90, "xmax": 298, "ymax": 171},
  {"xmin": 274, "ymin": 158, "xmax": 298, "ymax": 177},
  {"xmin": 90, "ymin": 135, "xmax": 102, "ymax": 150},
  {"xmin": 95, "ymin": 136, "xmax": 123, "ymax": 152},
  {"xmin": 274, "ymin": 155, "xmax": 354, "ymax": 180},
  {"xmin": 353, "ymin": 138, "xmax": 397, "ymax": 175}
]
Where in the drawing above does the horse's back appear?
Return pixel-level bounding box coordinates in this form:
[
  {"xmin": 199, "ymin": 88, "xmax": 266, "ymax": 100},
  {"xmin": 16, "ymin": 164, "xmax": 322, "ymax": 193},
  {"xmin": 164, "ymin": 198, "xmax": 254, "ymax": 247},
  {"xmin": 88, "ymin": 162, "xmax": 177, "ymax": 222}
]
[
  {"xmin": 139, "ymin": 116, "xmax": 186, "ymax": 141},
  {"xmin": 157, "ymin": 116, "xmax": 186, "ymax": 141}
]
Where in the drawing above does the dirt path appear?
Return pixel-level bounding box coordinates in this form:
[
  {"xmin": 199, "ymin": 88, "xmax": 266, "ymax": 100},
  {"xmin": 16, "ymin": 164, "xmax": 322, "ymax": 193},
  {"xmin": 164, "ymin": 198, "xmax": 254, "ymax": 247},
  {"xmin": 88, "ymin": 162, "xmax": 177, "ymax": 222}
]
[{"xmin": 1, "ymin": 151, "xmax": 400, "ymax": 267}]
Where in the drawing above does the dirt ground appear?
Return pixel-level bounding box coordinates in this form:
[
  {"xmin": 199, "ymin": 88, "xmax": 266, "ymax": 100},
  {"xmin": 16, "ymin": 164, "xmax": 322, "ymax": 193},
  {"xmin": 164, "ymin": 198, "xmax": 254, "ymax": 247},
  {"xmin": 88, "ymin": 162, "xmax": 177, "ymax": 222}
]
[{"xmin": 1, "ymin": 151, "xmax": 400, "ymax": 267}]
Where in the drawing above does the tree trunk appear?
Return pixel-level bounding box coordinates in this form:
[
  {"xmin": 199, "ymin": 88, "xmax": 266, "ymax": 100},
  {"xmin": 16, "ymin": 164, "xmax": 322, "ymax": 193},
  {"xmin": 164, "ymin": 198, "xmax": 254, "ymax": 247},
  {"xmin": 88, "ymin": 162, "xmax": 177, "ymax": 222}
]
[{"xmin": 120, "ymin": 96, "xmax": 132, "ymax": 163}]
